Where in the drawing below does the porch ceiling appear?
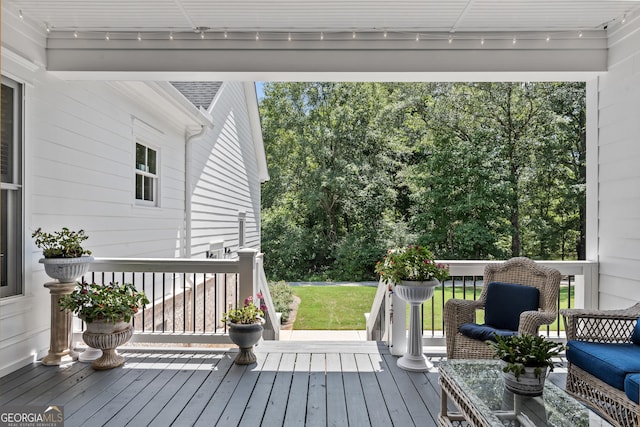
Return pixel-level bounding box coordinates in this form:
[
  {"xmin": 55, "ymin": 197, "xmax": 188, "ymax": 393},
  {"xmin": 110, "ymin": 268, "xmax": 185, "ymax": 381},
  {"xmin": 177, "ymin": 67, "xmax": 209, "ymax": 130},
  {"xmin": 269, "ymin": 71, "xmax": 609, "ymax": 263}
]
[
  {"xmin": 8, "ymin": 0, "xmax": 640, "ymax": 34},
  {"xmin": 5, "ymin": 0, "xmax": 640, "ymax": 80}
]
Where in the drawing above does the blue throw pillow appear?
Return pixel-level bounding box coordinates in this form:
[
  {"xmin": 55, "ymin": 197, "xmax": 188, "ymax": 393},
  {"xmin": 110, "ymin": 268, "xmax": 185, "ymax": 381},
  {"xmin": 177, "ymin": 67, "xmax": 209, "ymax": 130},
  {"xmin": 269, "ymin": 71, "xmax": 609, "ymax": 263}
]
[
  {"xmin": 484, "ymin": 282, "xmax": 540, "ymax": 331},
  {"xmin": 459, "ymin": 323, "xmax": 518, "ymax": 341},
  {"xmin": 631, "ymin": 317, "xmax": 640, "ymax": 345}
]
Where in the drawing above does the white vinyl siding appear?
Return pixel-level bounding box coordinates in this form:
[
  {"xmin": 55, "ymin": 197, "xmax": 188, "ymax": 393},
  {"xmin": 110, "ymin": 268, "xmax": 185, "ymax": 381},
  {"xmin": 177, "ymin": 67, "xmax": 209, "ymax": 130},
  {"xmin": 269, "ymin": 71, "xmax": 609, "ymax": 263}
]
[
  {"xmin": 595, "ymin": 18, "xmax": 640, "ymax": 309},
  {"xmin": 189, "ymin": 82, "xmax": 262, "ymax": 257}
]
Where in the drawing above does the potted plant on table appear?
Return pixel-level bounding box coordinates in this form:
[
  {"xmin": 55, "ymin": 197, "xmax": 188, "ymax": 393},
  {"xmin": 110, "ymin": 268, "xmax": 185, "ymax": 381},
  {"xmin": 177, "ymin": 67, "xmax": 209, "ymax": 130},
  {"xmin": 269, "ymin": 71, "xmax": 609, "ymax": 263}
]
[
  {"xmin": 223, "ymin": 293, "xmax": 267, "ymax": 365},
  {"xmin": 59, "ymin": 281, "xmax": 149, "ymax": 370},
  {"xmin": 32, "ymin": 227, "xmax": 94, "ymax": 282},
  {"xmin": 488, "ymin": 334, "xmax": 564, "ymax": 396}
]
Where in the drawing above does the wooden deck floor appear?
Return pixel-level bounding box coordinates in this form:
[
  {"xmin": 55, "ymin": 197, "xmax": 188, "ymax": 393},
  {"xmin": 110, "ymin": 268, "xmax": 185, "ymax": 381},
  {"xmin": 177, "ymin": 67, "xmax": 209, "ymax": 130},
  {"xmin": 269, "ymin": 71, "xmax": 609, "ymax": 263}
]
[{"xmin": 0, "ymin": 341, "xmax": 567, "ymax": 427}]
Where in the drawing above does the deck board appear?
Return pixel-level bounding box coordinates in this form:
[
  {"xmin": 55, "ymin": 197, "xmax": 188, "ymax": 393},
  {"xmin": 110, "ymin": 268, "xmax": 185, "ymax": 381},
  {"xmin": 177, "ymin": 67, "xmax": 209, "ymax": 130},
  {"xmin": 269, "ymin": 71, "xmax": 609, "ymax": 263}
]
[{"xmin": 0, "ymin": 341, "xmax": 568, "ymax": 427}]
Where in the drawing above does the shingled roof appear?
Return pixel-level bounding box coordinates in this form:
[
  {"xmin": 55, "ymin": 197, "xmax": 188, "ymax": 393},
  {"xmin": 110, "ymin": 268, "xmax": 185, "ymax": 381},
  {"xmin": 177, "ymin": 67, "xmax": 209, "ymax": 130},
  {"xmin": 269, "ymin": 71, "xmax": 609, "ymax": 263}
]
[{"xmin": 171, "ymin": 81, "xmax": 222, "ymax": 109}]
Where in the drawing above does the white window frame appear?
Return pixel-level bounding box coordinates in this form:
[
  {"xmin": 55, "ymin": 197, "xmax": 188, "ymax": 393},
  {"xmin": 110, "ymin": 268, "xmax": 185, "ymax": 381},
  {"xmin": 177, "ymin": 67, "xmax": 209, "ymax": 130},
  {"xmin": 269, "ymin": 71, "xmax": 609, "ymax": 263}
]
[
  {"xmin": 238, "ymin": 212, "xmax": 246, "ymax": 248},
  {"xmin": 134, "ymin": 141, "xmax": 159, "ymax": 207},
  {"xmin": 1, "ymin": 75, "xmax": 24, "ymax": 298}
]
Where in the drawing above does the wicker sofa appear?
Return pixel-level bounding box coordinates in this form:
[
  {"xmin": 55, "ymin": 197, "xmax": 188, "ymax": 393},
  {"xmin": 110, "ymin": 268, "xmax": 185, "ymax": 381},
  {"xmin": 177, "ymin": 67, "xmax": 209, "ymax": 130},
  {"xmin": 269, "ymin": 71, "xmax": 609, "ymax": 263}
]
[{"xmin": 562, "ymin": 303, "xmax": 640, "ymax": 427}]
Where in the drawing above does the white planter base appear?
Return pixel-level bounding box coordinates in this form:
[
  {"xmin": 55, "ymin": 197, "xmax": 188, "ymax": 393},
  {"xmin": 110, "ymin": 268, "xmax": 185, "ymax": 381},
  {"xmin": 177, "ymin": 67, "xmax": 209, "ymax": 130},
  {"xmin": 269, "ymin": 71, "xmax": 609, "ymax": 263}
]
[{"xmin": 397, "ymin": 353, "xmax": 434, "ymax": 372}]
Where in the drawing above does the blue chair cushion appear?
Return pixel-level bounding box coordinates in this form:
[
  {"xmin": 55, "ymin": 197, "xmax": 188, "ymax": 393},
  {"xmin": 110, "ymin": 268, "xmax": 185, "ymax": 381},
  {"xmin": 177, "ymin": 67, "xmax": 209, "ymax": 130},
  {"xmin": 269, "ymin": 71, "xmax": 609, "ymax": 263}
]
[
  {"xmin": 484, "ymin": 282, "xmax": 540, "ymax": 331},
  {"xmin": 459, "ymin": 323, "xmax": 517, "ymax": 342},
  {"xmin": 624, "ymin": 373, "xmax": 640, "ymax": 404},
  {"xmin": 630, "ymin": 316, "xmax": 640, "ymax": 344},
  {"xmin": 566, "ymin": 340, "xmax": 640, "ymax": 391}
]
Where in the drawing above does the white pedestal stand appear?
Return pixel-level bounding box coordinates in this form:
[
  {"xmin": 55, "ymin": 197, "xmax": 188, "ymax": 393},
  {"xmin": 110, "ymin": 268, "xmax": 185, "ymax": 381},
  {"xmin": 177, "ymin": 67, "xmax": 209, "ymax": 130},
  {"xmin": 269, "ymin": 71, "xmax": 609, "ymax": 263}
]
[{"xmin": 394, "ymin": 280, "xmax": 438, "ymax": 372}]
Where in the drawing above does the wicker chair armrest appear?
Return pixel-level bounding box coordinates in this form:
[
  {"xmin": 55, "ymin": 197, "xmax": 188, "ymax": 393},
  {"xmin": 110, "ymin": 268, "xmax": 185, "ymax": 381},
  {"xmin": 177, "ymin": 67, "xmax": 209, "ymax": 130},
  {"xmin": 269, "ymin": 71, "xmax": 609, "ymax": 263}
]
[
  {"xmin": 561, "ymin": 302, "xmax": 640, "ymax": 342},
  {"xmin": 518, "ymin": 310, "xmax": 557, "ymax": 335},
  {"xmin": 444, "ymin": 298, "xmax": 483, "ymax": 329}
]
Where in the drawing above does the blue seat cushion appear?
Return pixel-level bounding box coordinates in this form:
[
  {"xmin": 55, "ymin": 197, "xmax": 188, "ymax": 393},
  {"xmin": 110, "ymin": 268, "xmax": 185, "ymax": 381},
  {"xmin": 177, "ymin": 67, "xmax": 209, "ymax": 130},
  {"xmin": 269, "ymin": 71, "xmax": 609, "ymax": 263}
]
[
  {"xmin": 484, "ymin": 282, "xmax": 540, "ymax": 331},
  {"xmin": 566, "ymin": 340, "xmax": 640, "ymax": 391},
  {"xmin": 624, "ymin": 373, "xmax": 640, "ymax": 404},
  {"xmin": 459, "ymin": 323, "xmax": 517, "ymax": 342}
]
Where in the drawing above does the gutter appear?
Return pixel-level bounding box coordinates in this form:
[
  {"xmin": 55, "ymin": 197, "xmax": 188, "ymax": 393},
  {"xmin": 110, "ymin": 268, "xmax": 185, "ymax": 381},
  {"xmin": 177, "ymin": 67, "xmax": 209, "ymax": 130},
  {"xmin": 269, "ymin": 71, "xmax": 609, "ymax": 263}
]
[{"xmin": 184, "ymin": 124, "xmax": 209, "ymax": 258}]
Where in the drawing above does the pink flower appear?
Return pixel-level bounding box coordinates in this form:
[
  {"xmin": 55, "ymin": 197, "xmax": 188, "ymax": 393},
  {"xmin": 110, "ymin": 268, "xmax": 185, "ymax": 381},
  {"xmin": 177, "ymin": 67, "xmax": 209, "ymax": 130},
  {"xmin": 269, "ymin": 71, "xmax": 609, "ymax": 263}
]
[{"xmin": 256, "ymin": 291, "xmax": 263, "ymax": 299}]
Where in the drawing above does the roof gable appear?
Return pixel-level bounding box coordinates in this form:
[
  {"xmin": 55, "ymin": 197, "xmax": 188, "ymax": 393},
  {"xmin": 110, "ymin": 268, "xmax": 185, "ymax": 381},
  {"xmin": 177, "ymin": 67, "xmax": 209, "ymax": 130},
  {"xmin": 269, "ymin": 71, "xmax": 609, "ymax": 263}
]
[{"xmin": 171, "ymin": 81, "xmax": 222, "ymax": 109}]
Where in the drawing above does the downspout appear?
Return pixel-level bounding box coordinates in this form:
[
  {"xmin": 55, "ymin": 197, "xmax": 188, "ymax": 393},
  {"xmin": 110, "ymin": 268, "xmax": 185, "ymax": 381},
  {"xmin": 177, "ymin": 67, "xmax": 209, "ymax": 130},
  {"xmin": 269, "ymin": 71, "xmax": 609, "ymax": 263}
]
[{"xmin": 184, "ymin": 125, "xmax": 207, "ymax": 258}]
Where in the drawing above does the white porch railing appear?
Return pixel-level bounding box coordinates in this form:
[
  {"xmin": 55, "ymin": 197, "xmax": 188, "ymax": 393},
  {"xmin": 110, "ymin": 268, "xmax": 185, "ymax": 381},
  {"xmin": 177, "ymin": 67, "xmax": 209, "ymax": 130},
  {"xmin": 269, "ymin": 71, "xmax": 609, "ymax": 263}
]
[
  {"xmin": 366, "ymin": 260, "xmax": 598, "ymax": 354},
  {"xmin": 72, "ymin": 249, "xmax": 279, "ymax": 346}
]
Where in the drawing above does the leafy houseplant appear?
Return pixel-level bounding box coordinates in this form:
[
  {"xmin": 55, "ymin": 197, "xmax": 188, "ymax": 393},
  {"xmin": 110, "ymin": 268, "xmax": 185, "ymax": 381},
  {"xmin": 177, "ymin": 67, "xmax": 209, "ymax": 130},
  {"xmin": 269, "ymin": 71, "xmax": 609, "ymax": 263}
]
[
  {"xmin": 489, "ymin": 334, "xmax": 564, "ymax": 396},
  {"xmin": 224, "ymin": 294, "xmax": 267, "ymax": 365},
  {"xmin": 33, "ymin": 227, "xmax": 94, "ymax": 282},
  {"xmin": 32, "ymin": 227, "xmax": 92, "ymax": 258},
  {"xmin": 375, "ymin": 245, "xmax": 449, "ymax": 284},
  {"xmin": 59, "ymin": 281, "xmax": 149, "ymax": 324}
]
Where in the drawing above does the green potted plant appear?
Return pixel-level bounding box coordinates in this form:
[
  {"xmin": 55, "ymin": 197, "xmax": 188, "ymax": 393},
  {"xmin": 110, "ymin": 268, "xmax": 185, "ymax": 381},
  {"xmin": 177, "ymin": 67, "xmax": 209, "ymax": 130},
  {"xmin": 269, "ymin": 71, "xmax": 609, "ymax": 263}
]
[
  {"xmin": 223, "ymin": 293, "xmax": 266, "ymax": 365},
  {"xmin": 375, "ymin": 245, "xmax": 449, "ymax": 372},
  {"xmin": 488, "ymin": 334, "xmax": 564, "ymax": 396},
  {"xmin": 32, "ymin": 227, "xmax": 94, "ymax": 282},
  {"xmin": 375, "ymin": 245, "xmax": 449, "ymax": 285},
  {"xmin": 59, "ymin": 281, "xmax": 149, "ymax": 370}
]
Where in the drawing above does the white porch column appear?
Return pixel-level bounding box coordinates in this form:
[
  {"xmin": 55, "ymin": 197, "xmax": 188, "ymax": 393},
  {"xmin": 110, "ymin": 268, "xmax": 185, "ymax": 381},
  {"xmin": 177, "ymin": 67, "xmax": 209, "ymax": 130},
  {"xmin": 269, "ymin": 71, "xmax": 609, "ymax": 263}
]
[{"xmin": 237, "ymin": 249, "xmax": 257, "ymax": 304}]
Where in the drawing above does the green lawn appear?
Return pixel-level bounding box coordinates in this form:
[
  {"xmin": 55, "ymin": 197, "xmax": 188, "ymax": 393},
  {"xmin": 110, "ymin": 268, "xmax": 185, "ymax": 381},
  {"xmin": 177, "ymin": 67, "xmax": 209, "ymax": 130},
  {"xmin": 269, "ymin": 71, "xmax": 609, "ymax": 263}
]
[{"xmin": 291, "ymin": 285, "xmax": 574, "ymax": 331}]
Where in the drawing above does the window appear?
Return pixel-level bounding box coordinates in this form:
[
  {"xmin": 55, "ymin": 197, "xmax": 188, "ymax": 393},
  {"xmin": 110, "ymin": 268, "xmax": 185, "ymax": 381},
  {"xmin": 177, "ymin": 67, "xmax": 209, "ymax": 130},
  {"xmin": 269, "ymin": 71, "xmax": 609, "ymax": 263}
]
[
  {"xmin": 135, "ymin": 142, "xmax": 158, "ymax": 205},
  {"xmin": 1, "ymin": 76, "xmax": 23, "ymax": 298},
  {"xmin": 238, "ymin": 212, "xmax": 246, "ymax": 248}
]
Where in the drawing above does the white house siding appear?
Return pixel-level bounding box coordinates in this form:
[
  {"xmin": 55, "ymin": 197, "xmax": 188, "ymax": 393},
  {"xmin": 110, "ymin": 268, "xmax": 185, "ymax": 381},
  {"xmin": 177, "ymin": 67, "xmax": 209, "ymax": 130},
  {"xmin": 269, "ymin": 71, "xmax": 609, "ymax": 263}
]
[
  {"xmin": 597, "ymin": 15, "xmax": 640, "ymax": 309},
  {"xmin": 189, "ymin": 82, "xmax": 262, "ymax": 258}
]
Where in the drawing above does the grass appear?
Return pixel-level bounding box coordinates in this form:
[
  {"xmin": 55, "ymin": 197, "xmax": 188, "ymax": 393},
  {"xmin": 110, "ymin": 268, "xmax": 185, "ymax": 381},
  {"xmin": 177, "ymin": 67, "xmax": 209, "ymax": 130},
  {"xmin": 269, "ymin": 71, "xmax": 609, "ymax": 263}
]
[
  {"xmin": 292, "ymin": 286, "xmax": 377, "ymax": 329},
  {"xmin": 291, "ymin": 284, "xmax": 575, "ymax": 332}
]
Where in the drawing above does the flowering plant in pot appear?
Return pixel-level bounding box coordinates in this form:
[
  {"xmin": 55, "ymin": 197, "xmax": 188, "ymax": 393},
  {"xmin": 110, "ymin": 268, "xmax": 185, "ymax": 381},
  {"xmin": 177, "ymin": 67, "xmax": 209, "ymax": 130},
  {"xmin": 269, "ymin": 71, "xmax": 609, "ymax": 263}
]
[
  {"xmin": 375, "ymin": 245, "xmax": 449, "ymax": 284},
  {"xmin": 32, "ymin": 227, "xmax": 94, "ymax": 282},
  {"xmin": 59, "ymin": 281, "xmax": 149, "ymax": 370},
  {"xmin": 223, "ymin": 293, "xmax": 267, "ymax": 365},
  {"xmin": 488, "ymin": 334, "xmax": 564, "ymax": 396},
  {"xmin": 59, "ymin": 281, "xmax": 149, "ymax": 324}
]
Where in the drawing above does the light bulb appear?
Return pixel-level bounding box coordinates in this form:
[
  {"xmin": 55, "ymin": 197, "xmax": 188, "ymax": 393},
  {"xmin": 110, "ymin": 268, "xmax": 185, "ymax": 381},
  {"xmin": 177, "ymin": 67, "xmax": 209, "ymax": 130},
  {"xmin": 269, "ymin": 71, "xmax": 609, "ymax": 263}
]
[
  {"xmin": 45, "ymin": 24, "xmax": 51, "ymax": 33},
  {"xmin": 105, "ymin": 32, "xmax": 110, "ymax": 41},
  {"xmin": 169, "ymin": 31, "xmax": 173, "ymax": 40},
  {"xmin": 352, "ymin": 31, "xmax": 356, "ymax": 39},
  {"xmin": 415, "ymin": 33, "xmax": 420, "ymax": 42},
  {"xmin": 546, "ymin": 35, "xmax": 550, "ymax": 42},
  {"xmin": 224, "ymin": 31, "xmax": 228, "ymax": 38},
  {"xmin": 320, "ymin": 32, "xmax": 324, "ymax": 40},
  {"xmin": 448, "ymin": 35, "xmax": 453, "ymax": 44},
  {"xmin": 137, "ymin": 32, "xmax": 142, "ymax": 41},
  {"xmin": 622, "ymin": 15, "xmax": 627, "ymax": 25},
  {"xmin": 19, "ymin": 10, "xmax": 23, "ymax": 19},
  {"xmin": 578, "ymin": 31, "xmax": 583, "ymax": 38},
  {"xmin": 74, "ymin": 31, "xmax": 78, "ymax": 38},
  {"xmin": 200, "ymin": 31, "xmax": 205, "ymax": 39},
  {"xmin": 512, "ymin": 36, "xmax": 517, "ymax": 44},
  {"xmin": 255, "ymin": 32, "xmax": 260, "ymax": 41},
  {"xmin": 383, "ymin": 30, "xmax": 388, "ymax": 38},
  {"xmin": 480, "ymin": 37, "xmax": 485, "ymax": 45},
  {"xmin": 288, "ymin": 32, "xmax": 292, "ymax": 41}
]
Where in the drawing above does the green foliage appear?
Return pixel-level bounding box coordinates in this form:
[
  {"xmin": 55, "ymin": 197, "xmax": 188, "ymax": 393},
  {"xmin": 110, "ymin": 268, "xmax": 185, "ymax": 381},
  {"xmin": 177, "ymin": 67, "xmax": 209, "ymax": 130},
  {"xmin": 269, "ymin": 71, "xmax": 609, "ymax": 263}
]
[
  {"xmin": 59, "ymin": 281, "xmax": 149, "ymax": 323},
  {"xmin": 260, "ymin": 82, "xmax": 587, "ymax": 281},
  {"xmin": 375, "ymin": 245, "xmax": 449, "ymax": 283},
  {"xmin": 269, "ymin": 281, "xmax": 294, "ymax": 323},
  {"xmin": 222, "ymin": 295, "xmax": 265, "ymax": 324},
  {"xmin": 32, "ymin": 227, "xmax": 92, "ymax": 258},
  {"xmin": 488, "ymin": 334, "xmax": 564, "ymax": 380}
]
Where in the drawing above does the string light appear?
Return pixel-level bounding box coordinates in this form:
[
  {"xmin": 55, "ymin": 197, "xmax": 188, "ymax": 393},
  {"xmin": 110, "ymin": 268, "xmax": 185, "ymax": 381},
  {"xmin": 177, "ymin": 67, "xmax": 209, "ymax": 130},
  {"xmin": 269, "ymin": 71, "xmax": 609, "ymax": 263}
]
[
  {"xmin": 255, "ymin": 32, "xmax": 260, "ymax": 40},
  {"xmin": 415, "ymin": 33, "xmax": 420, "ymax": 42},
  {"xmin": 512, "ymin": 36, "xmax": 517, "ymax": 44},
  {"xmin": 622, "ymin": 15, "xmax": 627, "ymax": 25},
  {"xmin": 45, "ymin": 24, "xmax": 51, "ymax": 33},
  {"xmin": 448, "ymin": 34, "xmax": 453, "ymax": 44},
  {"xmin": 480, "ymin": 37, "xmax": 485, "ymax": 45},
  {"xmin": 288, "ymin": 32, "xmax": 292, "ymax": 41},
  {"xmin": 352, "ymin": 31, "xmax": 356, "ymax": 39},
  {"xmin": 223, "ymin": 31, "xmax": 228, "ymax": 39},
  {"xmin": 200, "ymin": 31, "xmax": 205, "ymax": 39},
  {"xmin": 320, "ymin": 31, "xmax": 324, "ymax": 40},
  {"xmin": 73, "ymin": 31, "xmax": 78, "ymax": 38},
  {"xmin": 169, "ymin": 31, "xmax": 173, "ymax": 40},
  {"xmin": 137, "ymin": 32, "xmax": 142, "ymax": 41},
  {"xmin": 105, "ymin": 32, "xmax": 110, "ymax": 41},
  {"xmin": 18, "ymin": 9, "xmax": 23, "ymax": 19},
  {"xmin": 383, "ymin": 30, "xmax": 388, "ymax": 38},
  {"xmin": 546, "ymin": 34, "xmax": 550, "ymax": 42},
  {"xmin": 578, "ymin": 31, "xmax": 583, "ymax": 38}
]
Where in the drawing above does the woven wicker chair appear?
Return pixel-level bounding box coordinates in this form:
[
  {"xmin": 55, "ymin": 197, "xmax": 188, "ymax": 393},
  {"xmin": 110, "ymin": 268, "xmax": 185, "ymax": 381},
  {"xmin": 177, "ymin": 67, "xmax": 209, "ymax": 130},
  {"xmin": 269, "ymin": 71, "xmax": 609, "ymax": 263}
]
[
  {"xmin": 444, "ymin": 257, "xmax": 561, "ymax": 359},
  {"xmin": 561, "ymin": 303, "xmax": 640, "ymax": 427}
]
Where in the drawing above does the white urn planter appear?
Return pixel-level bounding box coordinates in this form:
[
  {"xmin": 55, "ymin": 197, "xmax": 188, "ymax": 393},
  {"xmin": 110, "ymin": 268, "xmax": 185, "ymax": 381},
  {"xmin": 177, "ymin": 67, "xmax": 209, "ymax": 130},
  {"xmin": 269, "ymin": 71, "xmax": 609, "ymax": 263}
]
[
  {"xmin": 500, "ymin": 360, "xmax": 548, "ymax": 396},
  {"xmin": 394, "ymin": 280, "xmax": 439, "ymax": 372},
  {"xmin": 82, "ymin": 319, "xmax": 133, "ymax": 370},
  {"xmin": 40, "ymin": 255, "xmax": 94, "ymax": 282}
]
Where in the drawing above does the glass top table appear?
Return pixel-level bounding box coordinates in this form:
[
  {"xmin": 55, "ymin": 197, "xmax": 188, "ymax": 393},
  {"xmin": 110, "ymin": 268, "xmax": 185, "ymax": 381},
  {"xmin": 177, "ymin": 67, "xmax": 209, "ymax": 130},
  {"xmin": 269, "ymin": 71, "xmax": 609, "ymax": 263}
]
[{"xmin": 438, "ymin": 360, "xmax": 612, "ymax": 427}]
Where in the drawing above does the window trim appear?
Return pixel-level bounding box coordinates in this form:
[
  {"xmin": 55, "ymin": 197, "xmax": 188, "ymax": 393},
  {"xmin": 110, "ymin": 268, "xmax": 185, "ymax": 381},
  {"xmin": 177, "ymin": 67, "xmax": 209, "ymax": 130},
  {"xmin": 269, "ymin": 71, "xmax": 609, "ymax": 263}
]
[
  {"xmin": 1, "ymin": 75, "xmax": 24, "ymax": 299},
  {"xmin": 134, "ymin": 141, "xmax": 159, "ymax": 207}
]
